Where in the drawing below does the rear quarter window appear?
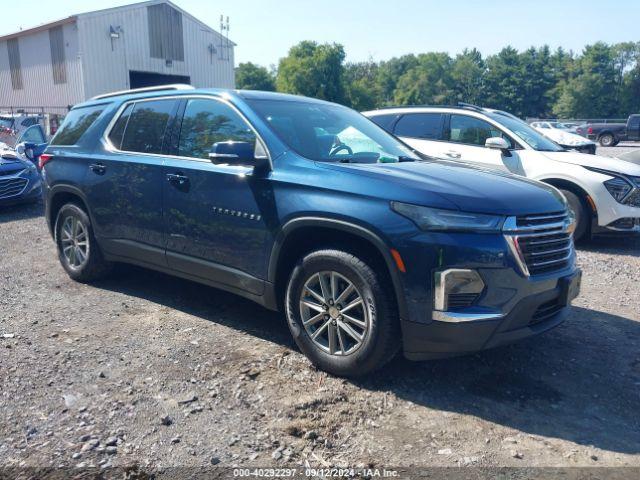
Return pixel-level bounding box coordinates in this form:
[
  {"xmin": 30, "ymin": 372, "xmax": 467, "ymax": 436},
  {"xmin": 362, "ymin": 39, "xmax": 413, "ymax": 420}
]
[{"xmin": 50, "ymin": 105, "xmax": 105, "ymax": 146}]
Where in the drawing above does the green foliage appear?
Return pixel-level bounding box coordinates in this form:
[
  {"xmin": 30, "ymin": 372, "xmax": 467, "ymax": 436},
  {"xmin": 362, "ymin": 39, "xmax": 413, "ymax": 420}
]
[
  {"xmin": 235, "ymin": 62, "xmax": 276, "ymax": 91},
  {"xmin": 276, "ymin": 41, "xmax": 346, "ymax": 103},
  {"xmin": 265, "ymin": 40, "xmax": 640, "ymax": 119}
]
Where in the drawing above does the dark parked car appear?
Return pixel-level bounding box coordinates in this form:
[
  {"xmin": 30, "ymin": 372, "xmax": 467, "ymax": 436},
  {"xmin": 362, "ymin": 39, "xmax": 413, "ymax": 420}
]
[
  {"xmin": 0, "ymin": 145, "xmax": 42, "ymax": 207},
  {"xmin": 41, "ymin": 86, "xmax": 581, "ymax": 376},
  {"xmin": 586, "ymin": 114, "xmax": 640, "ymax": 146}
]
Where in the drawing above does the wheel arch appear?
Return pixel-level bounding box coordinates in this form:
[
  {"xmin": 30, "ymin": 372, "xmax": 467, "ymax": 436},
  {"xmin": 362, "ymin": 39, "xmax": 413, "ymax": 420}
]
[
  {"xmin": 47, "ymin": 185, "xmax": 92, "ymax": 240},
  {"xmin": 539, "ymin": 177, "xmax": 597, "ymax": 217},
  {"xmin": 268, "ymin": 217, "xmax": 408, "ymax": 320}
]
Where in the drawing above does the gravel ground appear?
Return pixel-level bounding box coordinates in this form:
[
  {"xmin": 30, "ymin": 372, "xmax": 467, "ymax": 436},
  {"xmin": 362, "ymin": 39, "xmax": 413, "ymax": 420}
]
[
  {"xmin": 1, "ymin": 161, "xmax": 639, "ymax": 473},
  {"xmin": 597, "ymin": 141, "xmax": 640, "ymax": 159}
]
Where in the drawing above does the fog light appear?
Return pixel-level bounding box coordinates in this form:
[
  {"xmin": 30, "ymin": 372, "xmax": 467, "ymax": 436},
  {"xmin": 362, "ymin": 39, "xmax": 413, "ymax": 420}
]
[{"xmin": 434, "ymin": 269, "xmax": 485, "ymax": 311}]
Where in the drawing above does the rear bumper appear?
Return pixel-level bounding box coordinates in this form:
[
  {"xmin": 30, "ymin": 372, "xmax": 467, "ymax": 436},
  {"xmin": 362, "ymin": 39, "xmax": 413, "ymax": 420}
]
[{"xmin": 402, "ymin": 270, "xmax": 579, "ymax": 360}]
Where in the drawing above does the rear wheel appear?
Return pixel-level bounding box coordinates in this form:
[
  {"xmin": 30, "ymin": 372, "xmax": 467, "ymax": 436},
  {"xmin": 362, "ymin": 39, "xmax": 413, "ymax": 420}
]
[
  {"xmin": 560, "ymin": 190, "xmax": 589, "ymax": 242},
  {"xmin": 599, "ymin": 133, "xmax": 615, "ymax": 147},
  {"xmin": 55, "ymin": 203, "xmax": 112, "ymax": 282},
  {"xmin": 285, "ymin": 249, "xmax": 399, "ymax": 377}
]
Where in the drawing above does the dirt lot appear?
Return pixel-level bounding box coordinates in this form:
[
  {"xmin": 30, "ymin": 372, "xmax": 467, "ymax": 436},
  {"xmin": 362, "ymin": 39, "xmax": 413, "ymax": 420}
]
[{"xmin": 1, "ymin": 150, "xmax": 639, "ymax": 473}]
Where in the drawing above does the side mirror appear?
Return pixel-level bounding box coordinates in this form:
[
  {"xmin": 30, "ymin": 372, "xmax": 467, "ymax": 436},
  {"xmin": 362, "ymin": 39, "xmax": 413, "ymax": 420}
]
[
  {"xmin": 485, "ymin": 137, "xmax": 512, "ymax": 157},
  {"xmin": 208, "ymin": 141, "xmax": 270, "ymax": 171}
]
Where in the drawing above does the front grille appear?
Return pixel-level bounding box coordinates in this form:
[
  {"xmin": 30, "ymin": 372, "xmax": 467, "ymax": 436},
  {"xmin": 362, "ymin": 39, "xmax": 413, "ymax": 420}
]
[
  {"xmin": 531, "ymin": 298, "xmax": 563, "ymax": 325},
  {"xmin": 0, "ymin": 166, "xmax": 24, "ymax": 177},
  {"xmin": 0, "ymin": 177, "xmax": 28, "ymax": 199},
  {"xmin": 505, "ymin": 211, "xmax": 574, "ymax": 276},
  {"xmin": 447, "ymin": 293, "xmax": 478, "ymax": 310}
]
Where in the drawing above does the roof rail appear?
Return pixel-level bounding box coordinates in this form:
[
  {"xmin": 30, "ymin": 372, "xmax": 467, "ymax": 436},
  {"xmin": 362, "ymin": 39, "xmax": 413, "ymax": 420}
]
[
  {"xmin": 91, "ymin": 84, "xmax": 195, "ymax": 101},
  {"xmin": 374, "ymin": 103, "xmax": 486, "ymax": 112},
  {"xmin": 457, "ymin": 102, "xmax": 484, "ymax": 112}
]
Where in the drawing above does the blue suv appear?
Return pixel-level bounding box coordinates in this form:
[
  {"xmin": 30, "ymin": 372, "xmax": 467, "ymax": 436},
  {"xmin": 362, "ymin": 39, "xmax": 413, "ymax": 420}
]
[{"xmin": 42, "ymin": 86, "xmax": 581, "ymax": 376}]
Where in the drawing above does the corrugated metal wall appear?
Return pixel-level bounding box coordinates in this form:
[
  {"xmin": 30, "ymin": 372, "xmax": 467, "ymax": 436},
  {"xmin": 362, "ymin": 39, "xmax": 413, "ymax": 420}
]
[
  {"xmin": 78, "ymin": 1, "xmax": 235, "ymax": 100},
  {"xmin": 0, "ymin": 22, "xmax": 84, "ymax": 110},
  {"xmin": 0, "ymin": 1, "xmax": 235, "ymax": 111}
]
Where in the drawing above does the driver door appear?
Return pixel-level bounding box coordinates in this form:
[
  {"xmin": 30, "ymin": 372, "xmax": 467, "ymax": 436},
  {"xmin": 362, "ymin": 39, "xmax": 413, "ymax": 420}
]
[
  {"xmin": 445, "ymin": 114, "xmax": 519, "ymax": 173},
  {"xmin": 163, "ymin": 97, "xmax": 272, "ymax": 291}
]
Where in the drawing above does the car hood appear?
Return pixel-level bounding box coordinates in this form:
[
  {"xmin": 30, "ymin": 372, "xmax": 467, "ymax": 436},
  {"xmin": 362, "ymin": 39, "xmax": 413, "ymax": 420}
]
[
  {"xmin": 320, "ymin": 159, "xmax": 566, "ymax": 216},
  {"xmin": 535, "ymin": 128, "xmax": 594, "ymax": 146},
  {"xmin": 0, "ymin": 150, "xmax": 28, "ymax": 175},
  {"xmin": 539, "ymin": 150, "xmax": 640, "ymax": 175}
]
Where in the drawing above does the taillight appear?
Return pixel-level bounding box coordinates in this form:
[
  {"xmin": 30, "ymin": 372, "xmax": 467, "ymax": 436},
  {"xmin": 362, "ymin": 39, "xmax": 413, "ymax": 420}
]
[
  {"xmin": 587, "ymin": 126, "xmax": 593, "ymax": 134},
  {"xmin": 38, "ymin": 153, "xmax": 53, "ymax": 169}
]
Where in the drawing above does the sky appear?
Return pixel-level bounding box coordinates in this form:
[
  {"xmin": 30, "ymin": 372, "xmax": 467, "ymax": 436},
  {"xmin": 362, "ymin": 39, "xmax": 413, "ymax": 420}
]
[{"xmin": 1, "ymin": 0, "xmax": 639, "ymax": 67}]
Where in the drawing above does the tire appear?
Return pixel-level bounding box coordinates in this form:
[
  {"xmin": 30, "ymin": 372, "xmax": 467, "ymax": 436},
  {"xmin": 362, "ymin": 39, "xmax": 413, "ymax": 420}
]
[
  {"xmin": 560, "ymin": 190, "xmax": 588, "ymax": 242},
  {"xmin": 55, "ymin": 203, "xmax": 112, "ymax": 282},
  {"xmin": 599, "ymin": 133, "xmax": 615, "ymax": 147},
  {"xmin": 285, "ymin": 249, "xmax": 400, "ymax": 377}
]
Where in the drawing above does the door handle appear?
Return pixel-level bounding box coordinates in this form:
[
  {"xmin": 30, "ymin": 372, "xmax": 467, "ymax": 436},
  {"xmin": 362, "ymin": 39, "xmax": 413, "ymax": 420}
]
[
  {"xmin": 445, "ymin": 151, "xmax": 461, "ymax": 159},
  {"xmin": 166, "ymin": 172, "xmax": 189, "ymax": 186},
  {"xmin": 89, "ymin": 163, "xmax": 106, "ymax": 174}
]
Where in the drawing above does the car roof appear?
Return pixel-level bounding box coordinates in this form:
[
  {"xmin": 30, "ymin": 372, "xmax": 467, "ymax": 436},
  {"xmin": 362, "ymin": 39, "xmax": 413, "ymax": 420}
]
[{"xmin": 73, "ymin": 87, "xmax": 336, "ymax": 111}]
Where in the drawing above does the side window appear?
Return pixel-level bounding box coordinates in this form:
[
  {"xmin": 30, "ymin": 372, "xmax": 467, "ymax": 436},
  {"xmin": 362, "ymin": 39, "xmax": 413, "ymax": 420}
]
[
  {"xmin": 19, "ymin": 125, "xmax": 45, "ymax": 144},
  {"xmin": 449, "ymin": 114, "xmax": 512, "ymax": 148},
  {"xmin": 108, "ymin": 103, "xmax": 134, "ymax": 149},
  {"xmin": 629, "ymin": 116, "xmax": 640, "ymax": 129},
  {"xmin": 50, "ymin": 105, "xmax": 105, "ymax": 146},
  {"xmin": 368, "ymin": 114, "xmax": 399, "ymax": 132},
  {"xmin": 394, "ymin": 113, "xmax": 444, "ymax": 140},
  {"xmin": 120, "ymin": 99, "xmax": 176, "ymax": 154},
  {"xmin": 178, "ymin": 98, "xmax": 256, "ymax": 159}
]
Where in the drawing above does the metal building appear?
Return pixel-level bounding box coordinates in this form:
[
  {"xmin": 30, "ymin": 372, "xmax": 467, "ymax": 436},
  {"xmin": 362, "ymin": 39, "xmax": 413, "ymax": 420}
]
[{"xmin": 0, "ymin": 0, "xmax": 235, "ymax": 113}]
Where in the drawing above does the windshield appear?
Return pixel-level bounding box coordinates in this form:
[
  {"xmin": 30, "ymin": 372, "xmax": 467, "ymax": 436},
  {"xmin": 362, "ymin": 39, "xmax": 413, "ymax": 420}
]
[
  {"xmin": 487, "ymin": 112, "xmax": 564, "ymax": 152},
  {"xmin": 245, "ymin": 99, "xmax": 419, "ymax": 163},
  {"xmin": 549, "ymin": 122, "xmax": 571, "ymax": 129},
  {"xmin": 0, "ymin": 118, "xmax": 14, "ymax": 129}
]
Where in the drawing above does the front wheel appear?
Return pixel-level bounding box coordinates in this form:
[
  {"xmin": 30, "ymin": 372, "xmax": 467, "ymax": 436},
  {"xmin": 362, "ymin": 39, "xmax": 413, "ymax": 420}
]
[
  {"xmin": 55, "ymin": 203, "xmax": 112, "ymax": 282},
  {"xmin": 285, "ymin": 249, "xmax": 400, "ymax": 377},
  {"xmin": 560, "ymin": 190, "xmax": 589, "ymax": 242}
]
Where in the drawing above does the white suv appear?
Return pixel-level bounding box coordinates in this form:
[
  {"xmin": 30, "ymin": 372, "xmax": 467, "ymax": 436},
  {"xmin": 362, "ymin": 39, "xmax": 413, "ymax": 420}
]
[{"xmin": 364, "ymin": 105, "xmax": 640, "ymax": 240}]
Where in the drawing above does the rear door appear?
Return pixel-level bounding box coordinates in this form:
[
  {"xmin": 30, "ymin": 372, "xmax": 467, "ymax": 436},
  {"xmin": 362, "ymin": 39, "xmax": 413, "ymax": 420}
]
[
  {"xmin": 85, "ymin": 98, "xmax": 179, "ymax": 265},
  {"xmin": 392, "ymin": 113, "xmax": 447, "ymax": 158},
  {"xmin": 162, "ymin": 96, "xmax": 271, "ymax": 293}
]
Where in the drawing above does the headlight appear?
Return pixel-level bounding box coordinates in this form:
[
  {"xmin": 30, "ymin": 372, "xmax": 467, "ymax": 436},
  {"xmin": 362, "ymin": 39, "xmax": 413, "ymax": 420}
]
[
  {"xmin": 391, "ymin": 202, "xmax": 505, "ymax": 233},
  {"xmin": 604, "ymin": 177, "xmax": 632, "ymax": 202}
]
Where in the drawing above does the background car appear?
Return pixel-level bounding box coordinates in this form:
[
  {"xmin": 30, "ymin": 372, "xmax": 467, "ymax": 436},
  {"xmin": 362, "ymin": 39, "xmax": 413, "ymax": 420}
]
[
  {"xmin": 14, "ymin": 124, "xmax": 48, "ymax": 167},
  {"xmin": 585, "ymin": 114, "xmax": 640, "ymax": 146},
  {"xmin": 364, "ymin": 104, "xmax": 640, "ymax": 240},
  {"xmin": 530, "ymin": 121, "xmax": 597, "ymax": 154},
  {"xmin": 0, "ymin": 143, "xmax": 42, "ymax": 207}
]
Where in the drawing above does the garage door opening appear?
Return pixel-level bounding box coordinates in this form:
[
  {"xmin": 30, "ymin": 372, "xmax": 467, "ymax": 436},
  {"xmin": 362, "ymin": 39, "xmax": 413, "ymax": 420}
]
[{"xmin": 129, "ymin": 71, "xmax": 191, "ymax": 89}]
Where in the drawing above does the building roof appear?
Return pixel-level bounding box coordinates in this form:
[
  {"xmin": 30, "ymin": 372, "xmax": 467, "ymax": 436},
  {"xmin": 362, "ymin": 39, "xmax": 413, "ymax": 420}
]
[{"xmin": 0, "ymin": 0, "xmax": 235, "ymax": 45}]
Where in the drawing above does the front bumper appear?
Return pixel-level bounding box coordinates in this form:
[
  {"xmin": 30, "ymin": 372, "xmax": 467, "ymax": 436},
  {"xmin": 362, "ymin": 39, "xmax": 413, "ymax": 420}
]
[
  {"xmin": 402, "ymin": 269, "xmax": 581, "ymax": 360},
  {"xmin": 0, "ymin": 169, "xmax": 42, "ymax": 206}
]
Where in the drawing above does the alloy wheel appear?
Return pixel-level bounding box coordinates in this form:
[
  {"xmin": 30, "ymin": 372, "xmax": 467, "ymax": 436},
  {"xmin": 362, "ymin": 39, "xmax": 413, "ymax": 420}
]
[
  {"xmin": 60, "ymin": 216, "xmax": 90, "ymax": 270},
  {"xmin": 299, "ymin": 271, "xmax": 369, "ymax": 356}
]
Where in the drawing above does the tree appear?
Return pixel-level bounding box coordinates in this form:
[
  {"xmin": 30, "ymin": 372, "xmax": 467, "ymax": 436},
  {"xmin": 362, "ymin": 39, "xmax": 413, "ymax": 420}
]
[
  {"xmin": 451, "ymin": 49, "xmax": 485, "ymax": 105},
  {"xmin": 376, "ymin": 55, "xmax": 419, "ymax": 105},
  {"xmin": 483, "ymin": 46, "xmax": 526, "ymax": 116},
  {"xmin": 393, "ymin": 52, "xmax": 454, "ymax": 105},
  {"xmin": 553, "ymin": 42, "xmax": 618, "ymax": 118},
  {"xmin": 235, "ymin": 62, "xmax": 276, "ymax": 91},
  {"xmin": 276, "ymin": 41, "xmax": 346, "ymax": 103},
  {"xmin": 344, "ymin": 60, "xmax": 380, "ymax": 111}
]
